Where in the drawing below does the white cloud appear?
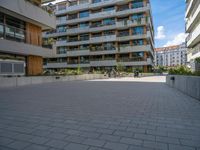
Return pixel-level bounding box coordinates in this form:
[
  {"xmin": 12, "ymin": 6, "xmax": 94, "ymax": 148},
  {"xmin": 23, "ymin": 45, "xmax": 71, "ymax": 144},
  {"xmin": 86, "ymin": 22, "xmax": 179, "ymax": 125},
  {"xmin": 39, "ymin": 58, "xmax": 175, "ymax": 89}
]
[
  {"xmin": 163, "ymin": 33, "xmax": 187, "ymax": 47},
  {"xmin": 155, "ymin": 26, "xmax": 166, "ymax": 40}
]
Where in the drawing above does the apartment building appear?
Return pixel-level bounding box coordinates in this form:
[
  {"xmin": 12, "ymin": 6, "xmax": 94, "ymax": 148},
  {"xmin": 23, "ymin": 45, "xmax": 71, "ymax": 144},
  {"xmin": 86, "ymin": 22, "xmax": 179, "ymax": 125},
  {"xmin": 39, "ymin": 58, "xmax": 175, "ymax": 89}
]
[
  {"xmin": 155, "ymin": 43, "xmax": 187, "ymax": 67},
  {"xmin": 0, "ymin": 0, "xmax": 56, "ymax": 76},
  {"xmin": 186, "ymin": 0, "xmax": 200, "ymax": 70},
  {"xmin": 43, "ymin": 0, "xmax": 154, "ymax": 73}
]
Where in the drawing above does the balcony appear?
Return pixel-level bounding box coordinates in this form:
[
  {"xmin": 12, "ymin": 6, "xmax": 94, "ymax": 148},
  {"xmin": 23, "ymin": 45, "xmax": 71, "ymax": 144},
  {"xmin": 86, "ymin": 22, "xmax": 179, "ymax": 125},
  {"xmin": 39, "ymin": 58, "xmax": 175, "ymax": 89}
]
[
  {"xmin": 55, "ymin": 40, "xmax": 67, "ymax": 46},
  {"xmin": 0, "ymin": 0, "xmax": 56, "ymax": 30},
  {"xmin": 67, "ymin": 61, "xmax": 90, "ymax": 68},
  {"xmin": 90, "ymin": 59, "xmax": 116, "ymax": 67},
  {"xmin": 90, "ymin": 10, "xmax": 116, "ymax": 20},
  {"xmin": 117, "ymin": 33, "xmax": 147, "ymax": 41},
  {"xmin": 90, "ymin": 47, "xmax": 117, "ymax": 55},
  {"xmin": 56, "ymin": 2, "xmax": 89, "ymax": 15},
  {"xmin": 118, "ymin": 57, "xmax": 153, "ymax": 66},
  {"xmin": 186, "ymin": 3, "xmax": 200, "ymax": 32},
  {"xmin": 67, "ymin": 49, "xmax": 90, "ymax": 57},
  {"xmin": 55, "ymin": 0, "xmax": 124, "ymax": 15},
  {"xmin": 186, "ymin": 22, "xmax": 200, "ymax": 47},
  {"xmin": 119, "ymin": 45, "xmax": 152, "ymax": 53},
  {"xmin": 90, "ymin": 35, "xmax": 116, "ymax": 43},
  {"xmin": 0, "ymin": 23, "xmax": 52, "ymax": 57},
  {"xmin": 43, "ymin": 62, "xmax": 68, "ymax": 68}
]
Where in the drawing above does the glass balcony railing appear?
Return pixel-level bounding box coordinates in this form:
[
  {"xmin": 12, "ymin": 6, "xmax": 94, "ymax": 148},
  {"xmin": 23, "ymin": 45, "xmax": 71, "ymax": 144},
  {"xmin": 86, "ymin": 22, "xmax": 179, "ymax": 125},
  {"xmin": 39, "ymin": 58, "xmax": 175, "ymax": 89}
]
[{"xmin": 0, "ymin": 23, "xmax": 50, "ymax": 49}]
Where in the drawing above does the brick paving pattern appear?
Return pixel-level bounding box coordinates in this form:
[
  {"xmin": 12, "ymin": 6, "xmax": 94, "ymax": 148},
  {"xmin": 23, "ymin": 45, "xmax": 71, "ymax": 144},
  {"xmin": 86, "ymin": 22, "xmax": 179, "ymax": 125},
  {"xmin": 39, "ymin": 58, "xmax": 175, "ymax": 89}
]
[{"xmin": 0, "ymin": 77, "xmax": 200, "ymax": 150}]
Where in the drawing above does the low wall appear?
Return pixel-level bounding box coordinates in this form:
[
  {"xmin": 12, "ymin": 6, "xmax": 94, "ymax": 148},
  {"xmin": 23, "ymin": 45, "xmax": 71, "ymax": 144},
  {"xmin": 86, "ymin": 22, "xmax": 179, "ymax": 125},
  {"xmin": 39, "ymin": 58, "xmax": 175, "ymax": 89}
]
[
  {"xmin": 0, "ymin": 74, "xmax": 108, "ymax": 88},
  {"xmin": 166, "ymin": 75, "xmax": 200, "ymax": 100}
]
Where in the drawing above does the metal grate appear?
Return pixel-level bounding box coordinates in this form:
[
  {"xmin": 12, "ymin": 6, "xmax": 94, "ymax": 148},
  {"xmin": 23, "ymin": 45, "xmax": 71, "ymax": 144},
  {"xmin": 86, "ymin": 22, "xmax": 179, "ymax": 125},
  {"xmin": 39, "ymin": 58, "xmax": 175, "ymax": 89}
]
[
  {"xmin": 1, "ymin": 63, "xmax": 12, "ymax": 73},
  {"xmin": 14, "ymin": 64, "xmax": 24, "ymax": 73}
]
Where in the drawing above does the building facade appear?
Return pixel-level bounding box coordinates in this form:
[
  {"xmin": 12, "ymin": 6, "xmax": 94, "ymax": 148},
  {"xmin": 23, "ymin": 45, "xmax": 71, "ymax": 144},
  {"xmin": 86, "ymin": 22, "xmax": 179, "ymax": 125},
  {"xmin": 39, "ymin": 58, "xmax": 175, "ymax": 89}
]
[
  {"xmin": 155, "ymin": 43, "xmax": 187, "ymax": 67},
  {"xmin": 0, "ymin": 0, "xmax": 56, "ymax": 76},
  {"xmin": 43, "ymin": 0, "xmax": 155, "ymax": 73},
  {"xmin": 186, "ymin": 0, "xmax": 200, "ymax": 70}
]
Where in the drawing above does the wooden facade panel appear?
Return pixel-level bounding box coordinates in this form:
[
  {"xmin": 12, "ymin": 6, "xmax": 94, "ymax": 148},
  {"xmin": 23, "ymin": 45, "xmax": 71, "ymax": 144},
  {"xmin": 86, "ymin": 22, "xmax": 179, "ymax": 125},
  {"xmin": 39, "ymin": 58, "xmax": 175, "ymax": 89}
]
[
  {"xmin": 26, "ymin": 23, "xmax": 42, "ymax": 46},
  {"xmin": 27, "ymin": 55, "xmax": 43, "ymax": 75}
]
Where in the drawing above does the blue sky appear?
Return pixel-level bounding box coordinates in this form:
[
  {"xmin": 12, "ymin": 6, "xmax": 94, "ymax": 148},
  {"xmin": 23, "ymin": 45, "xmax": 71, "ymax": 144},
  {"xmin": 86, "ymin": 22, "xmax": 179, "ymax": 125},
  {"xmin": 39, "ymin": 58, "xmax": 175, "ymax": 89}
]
[{"xmin": 151, "ymin": 0, "xmax": 186, "ymax": 48}]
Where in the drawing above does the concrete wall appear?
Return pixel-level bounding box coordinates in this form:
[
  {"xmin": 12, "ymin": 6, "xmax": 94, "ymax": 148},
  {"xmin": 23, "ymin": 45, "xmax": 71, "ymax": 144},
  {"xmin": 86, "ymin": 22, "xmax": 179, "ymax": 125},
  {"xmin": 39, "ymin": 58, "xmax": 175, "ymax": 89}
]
[
  {"xmin": 0, "ymin": 0, "xmax": 56, "ymax": 29},
  {"xmin": 166, "ymin": 75, "xmax": 200, "ymax": 100},
  {"xmin": 0, "ymin": 74, "xmax": 108, "ymax": 88}
]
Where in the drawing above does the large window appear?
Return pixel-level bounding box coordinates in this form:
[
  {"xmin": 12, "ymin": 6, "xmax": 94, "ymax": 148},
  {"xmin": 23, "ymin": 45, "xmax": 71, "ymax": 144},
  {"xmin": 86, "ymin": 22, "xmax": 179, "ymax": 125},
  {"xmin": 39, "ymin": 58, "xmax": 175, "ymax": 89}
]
[
  {"xmin": 103, "ymin": 18, "xmax": 115, "ymax": 25},
  {"xmin": 131, "ymin": 13, "xmax": 144, "ymax": 20},
  {"xmin": 132, "ymin": 26, "xmax": 144, "ymax": 35},
  {"xmin": 80, "ymin": 22, "xmax": 89, "ymax": 28},
  {"xmin": 133, "ymin": 39, "xmax": 144, "ymax": 45},
  {"xmin": 103, "ymin": 6, "xmax": 115, "ymax": 11},
  {"xmin": 0, "ymin": 13, "xmax": 25, "ymax": 42},
  {"xmin": 57, "ymin": 47, "xmax": 67, "ymax": 54},
  {"xmin": 131, "ymin": 0, "xmax": 144, "ymax": 8},
  {"xmin": 79, "ymin": 11, "xmax": 89, "ymax": 18}
]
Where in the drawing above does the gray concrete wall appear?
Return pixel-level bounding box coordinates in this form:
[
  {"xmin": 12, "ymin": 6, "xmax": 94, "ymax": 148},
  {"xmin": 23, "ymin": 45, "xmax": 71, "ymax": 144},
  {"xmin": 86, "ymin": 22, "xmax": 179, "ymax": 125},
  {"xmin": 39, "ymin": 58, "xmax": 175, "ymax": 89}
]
[
  {"xmin": 166, "ymin": 75, "xmax": 200, "ymax": 100},
  {"xmin": 0, "ymin": 39, "xmax": 53, "ymax": 57},
  {"xmin": 0, "ymin": 0, "xmax": 56, "ymax": 29},
  {"xmin": 0, "ymin": 74, "xmax": 108, "ymax": 88}
]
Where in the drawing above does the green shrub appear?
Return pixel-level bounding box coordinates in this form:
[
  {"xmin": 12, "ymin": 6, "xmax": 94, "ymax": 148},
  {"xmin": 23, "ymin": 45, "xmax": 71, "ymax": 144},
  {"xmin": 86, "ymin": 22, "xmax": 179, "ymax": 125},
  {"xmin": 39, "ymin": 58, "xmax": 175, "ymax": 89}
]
[
  {"xmin": 168, "ymin": 66, "xmax": 200, "ymax": 76},
  {"xmin": 168, "ymin": 66, "xmax": 192, "ymax": 75},
  {"xmin": 195, "ymin": 57, "xmax": 200, "ymax": 63}
]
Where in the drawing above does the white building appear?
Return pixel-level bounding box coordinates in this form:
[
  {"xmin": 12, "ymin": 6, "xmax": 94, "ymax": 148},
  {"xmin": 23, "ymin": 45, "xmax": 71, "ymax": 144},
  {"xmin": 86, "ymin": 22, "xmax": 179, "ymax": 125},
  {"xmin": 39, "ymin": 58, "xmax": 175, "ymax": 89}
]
[
  {"xmin": 43, "ymin": 0, "xmax": 155, "ymax": 73},
  {"xmin": 186, "ymin": 0, "xmax": 200, "ymax": 70},
  {"xmin": 155, "ymin": 43, "xmax": 187, "ymax": 67}
]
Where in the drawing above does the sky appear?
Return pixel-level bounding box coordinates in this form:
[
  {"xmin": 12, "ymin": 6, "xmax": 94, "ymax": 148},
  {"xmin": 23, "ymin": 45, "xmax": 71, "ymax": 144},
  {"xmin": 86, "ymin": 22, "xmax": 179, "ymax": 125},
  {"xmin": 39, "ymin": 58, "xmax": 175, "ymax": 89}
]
[
  {"xmin": 53, "ymin": 0, "xmax": 186, "ymax": 48},
  {"xmin": 151, "ymin": 0, "xmax": 186, "ymax": 48}
]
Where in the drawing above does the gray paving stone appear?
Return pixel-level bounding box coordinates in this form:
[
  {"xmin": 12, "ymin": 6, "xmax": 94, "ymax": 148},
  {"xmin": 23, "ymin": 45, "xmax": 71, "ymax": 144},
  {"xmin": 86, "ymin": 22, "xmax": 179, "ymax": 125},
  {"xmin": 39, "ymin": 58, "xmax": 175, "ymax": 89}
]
[
  {"xmin": 7, "ymin": 141, "xmax": 31, "ymax": 150},
  {"xmin": 128, "ymin": 145, "xmax": 154, "ymax": 150},
  {"xmin": 180, "ymin": 139, "xmax": 200, "ymax": 147},
  {"xmin": 24, "ymin": 144, "xmax": 49, "ymax": 150},
  {"xmin": 89, "ymin": 147, "xmax": 108, "ymax": 150},
  {"xmin": 156, "ymin": 136, "xmax": 180, "ymax": 144},
  {"xmin": 134, "ymin": 133, "xmax": 155, "ymax": 141},
  {"xmin": 28, "ymin": 136, "xmax": 50, "ymax": 145},
  {"xmin": 104, "ymin": 142, "xmax": 129, "ymax": 150},
  {"xmin": 0, "ymin": 78, "xmax": 200, "ymax": 150},
  {"xmin": 113, "ymin": 130, "xmax": 133, "ymax": 138},
  {"xmin": 120, "ymin": 137, "xmax": 142, "ymax": 146},
  {"xmin": 0, "ymin": 137, "xmax": 14, "ymax": 146},
  {"xmin": 65, "ymin": 135, "xmax": 85, "ymax": 143},
  {"xmin": 96, "ymin": 128, "xmax": 114, "ymax": 134},
  {"xmin": 64, "ymin": 143, "xmax": 89, "ymax": 150},
  {"xmin": 169, "ymin": 144, "xmax": 195, "ymax": 150},
  {"xmin": 82, "ymin": 138, "xmax": 105, "ymax": 147},
  {"xmin": 143, "ymin": 141, "xmax": 168, "ymax": 150},
  {"xmin": 45, "ymin": 139, "xmax": 68, "ymax": 149},
  {"xmin": 100, "ymin": 134, "xmax": 121, "ymax": 142}
]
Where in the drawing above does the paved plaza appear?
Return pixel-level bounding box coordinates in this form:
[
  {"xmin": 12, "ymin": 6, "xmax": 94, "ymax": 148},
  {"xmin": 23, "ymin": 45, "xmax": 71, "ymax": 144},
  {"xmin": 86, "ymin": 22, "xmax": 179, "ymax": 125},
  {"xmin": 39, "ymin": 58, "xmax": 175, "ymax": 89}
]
[{"xmin": 0, "ymin": 76, "xmax": 200, "ymax": 150}]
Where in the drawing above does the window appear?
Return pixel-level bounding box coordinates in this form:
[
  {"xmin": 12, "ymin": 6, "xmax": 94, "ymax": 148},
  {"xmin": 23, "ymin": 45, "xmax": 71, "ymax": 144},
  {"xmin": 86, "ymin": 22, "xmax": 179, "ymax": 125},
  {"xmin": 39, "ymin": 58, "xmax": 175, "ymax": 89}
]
[
  {"xmin": 79, "ymin": 11, "xmax": 89, "ymax": 18},
  {"xmin": 92, "ymin": 0, "xmax": 101, "ymax": 3},
  {"xmin": 103, "ymin": 6, "xmax": 115, "ymax": 11},
  {"xmin": 132, "ymin": 26, "xmax": 144, "ymax": 35},
  {"xmin": 57, "ymin": 3, "xmax": 66, "ymax": 11},
  {"xmin": 131, "ymin": 0, "xmax": 144, "ymax": 8},
  {"xmin": 56, "ymin": 26, "xmax": 67, "ymax": 32},
  {"xmin": 104, "ymin": 30, "xmax": 115, "ymax": 36},
  {"xmin": 133, "ymin": 39, "xmax": 144, "ymax": 45},
  {"xmin": 57, "ymin": 47, "xmax": 67, "ymax": 54},
  {"xmin": 103, "ymin": 18, "xmax": 115, "ymax": 25},
  {"xmin": 131, "ymin": 13, "xmax": 144, "ymax": 20},
  {"xmin": 80, "ymin": 22, "xmax": 89, "ymax": 28},
  {"xmin": 80, "ymin": 34, "xmax": 89, "ymax": 41}
]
